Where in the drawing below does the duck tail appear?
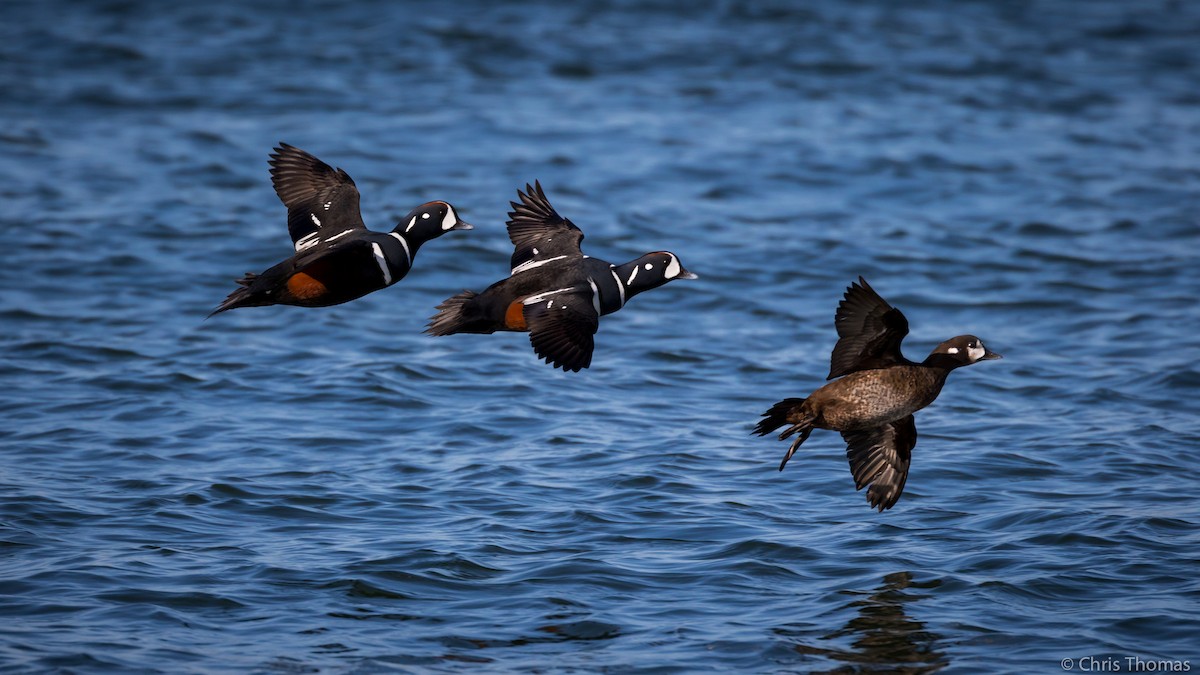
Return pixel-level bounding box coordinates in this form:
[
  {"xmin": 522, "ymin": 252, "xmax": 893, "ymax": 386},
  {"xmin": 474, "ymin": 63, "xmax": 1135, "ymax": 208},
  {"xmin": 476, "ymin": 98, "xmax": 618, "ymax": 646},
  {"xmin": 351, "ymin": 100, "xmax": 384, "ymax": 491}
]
[
  {"xmin": 754, "ymin": 398, "xmax": 815, "ymax": 472},
  {"xmin": 207, "ymin": 273, "xmax": 262, "ymax": 318},
  {"xmin": 753, "ymin": 397, "xmax": 807, "ymax": 437},
  {"xmin": 425, "ymin": 290, "xmax": 480, "ymax": 336}
]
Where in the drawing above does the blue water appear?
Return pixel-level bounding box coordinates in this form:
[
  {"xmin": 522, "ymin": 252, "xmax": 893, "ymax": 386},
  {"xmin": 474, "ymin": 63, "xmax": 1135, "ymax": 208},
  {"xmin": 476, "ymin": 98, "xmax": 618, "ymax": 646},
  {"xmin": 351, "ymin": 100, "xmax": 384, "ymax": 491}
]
[{"xmin": 2, "ymin": 0, "xmax": 1199, "ymax": 672}]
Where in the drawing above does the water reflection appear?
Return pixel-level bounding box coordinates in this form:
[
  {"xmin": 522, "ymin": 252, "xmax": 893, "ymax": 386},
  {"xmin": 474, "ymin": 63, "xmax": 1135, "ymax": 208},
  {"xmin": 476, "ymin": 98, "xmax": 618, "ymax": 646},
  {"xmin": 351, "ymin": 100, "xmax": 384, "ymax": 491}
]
[{"xmin": 782, "ymin": 572, "xmax": 948, "ymax": 673}]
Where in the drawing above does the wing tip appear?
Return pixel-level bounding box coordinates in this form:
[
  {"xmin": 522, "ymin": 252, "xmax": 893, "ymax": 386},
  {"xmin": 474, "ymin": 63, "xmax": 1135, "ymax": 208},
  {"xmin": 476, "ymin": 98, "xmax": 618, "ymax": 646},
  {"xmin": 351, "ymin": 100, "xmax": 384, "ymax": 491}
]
[
  {"xmin": 515, "ymin": 179, "xmax": 554, "ymax": 211},
  {"xmin": 844, "ymin": 275, "xmax": 875, "ymax": 301},
  {"xmin": 867, "ymin": 485, "xmax": 902, "ymax": 512},
  {"xmin": 537, "ymin": 351, "xmax": 590, "ymax": 373},
  {"xmin": 506, "ymin": 180, "xmax": 576, "ymax": 249},
  {"xmin": 534, "ymin": 337, "xmax": 592, "ymax": 373},
  {"xmin": 268, "ymin": 141, "xmax": 305, "ymax": 166},
  {"xmin": 526, "ymin": 302, "xmax": 595, "ymax": 374}
]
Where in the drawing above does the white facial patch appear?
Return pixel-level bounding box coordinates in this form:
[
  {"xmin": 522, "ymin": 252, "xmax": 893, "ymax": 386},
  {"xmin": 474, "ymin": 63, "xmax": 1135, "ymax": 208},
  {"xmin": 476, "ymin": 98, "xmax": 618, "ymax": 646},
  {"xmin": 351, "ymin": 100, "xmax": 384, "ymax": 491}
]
[
  {"xmin": 664, "ymin": 256, "xmax": 681, "ymax": 279},
  {"xmin": 968, "ymin": 343, "xmax": 986, "ymax": 361},
  {"xmin": 946, "ymin": 347, "xmax": 958, "ymax": 354},
  {"xmin": 405, "ymin": 216, "xmax": 417, "ymax": 232},
  {"xmin": 422, "ymin": 213, "xmax": 430, "ymax": 219},
  {"xmin": 440, "ymin": 204, "xmax": 457, "ymax": 230},
  {"xmin": 644, "ymin": 263, "xmax": 652, "ymax": 271}
]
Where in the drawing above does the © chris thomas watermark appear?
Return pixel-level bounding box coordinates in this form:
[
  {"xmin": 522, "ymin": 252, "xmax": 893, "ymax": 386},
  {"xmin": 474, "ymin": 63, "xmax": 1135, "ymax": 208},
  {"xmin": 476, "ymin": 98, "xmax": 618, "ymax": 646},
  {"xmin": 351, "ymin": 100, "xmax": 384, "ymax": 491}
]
[{"xmin": 1060, "ymin": 656, "xmax": 1191, "ymax": 672}]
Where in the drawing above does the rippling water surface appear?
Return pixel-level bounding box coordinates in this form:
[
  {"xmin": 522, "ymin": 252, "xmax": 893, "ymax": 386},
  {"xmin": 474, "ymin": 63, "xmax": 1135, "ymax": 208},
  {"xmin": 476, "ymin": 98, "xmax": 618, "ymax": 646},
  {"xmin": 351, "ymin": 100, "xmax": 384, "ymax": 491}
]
[{"xmin": 2, "ymin": 1, "xmax": 1199, "ymax": 672}]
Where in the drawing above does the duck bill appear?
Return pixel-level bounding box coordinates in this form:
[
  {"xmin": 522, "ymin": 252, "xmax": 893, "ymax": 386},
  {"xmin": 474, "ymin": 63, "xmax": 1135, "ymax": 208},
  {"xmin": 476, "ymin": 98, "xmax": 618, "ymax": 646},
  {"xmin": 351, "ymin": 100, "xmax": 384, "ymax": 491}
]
[
  {"xmin": 675, "ymin": 268, "xmax": 699, "ymax": 280},
  {"xmin": 980, "ymin": 349, "xmax": 1002, "ymax": 360},
  {"xmin": 450, "ymin": 220, "xmax": 474, "ymax": 231}
]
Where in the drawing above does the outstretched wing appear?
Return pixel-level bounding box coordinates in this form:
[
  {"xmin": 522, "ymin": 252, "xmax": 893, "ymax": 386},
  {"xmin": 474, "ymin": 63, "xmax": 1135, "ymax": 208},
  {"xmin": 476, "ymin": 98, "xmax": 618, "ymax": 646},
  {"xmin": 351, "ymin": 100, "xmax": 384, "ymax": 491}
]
[
  {"xmin": 841, "ymin": 415, "xmax": 917, "ymax": 512},
  {"xmin": 507, "ymin": 181, "xmax": 585, "ymax": 274},
  {"xmin": 269, "ymin": 143, "xmax": 367, "ymax": 251},
  {"xmin": 522, "ymin": 288, "xmax": 599, "ymax": 372},
  {"xmin": 828, "ymin": 276, "xmax": 911, "ymax": 379}
]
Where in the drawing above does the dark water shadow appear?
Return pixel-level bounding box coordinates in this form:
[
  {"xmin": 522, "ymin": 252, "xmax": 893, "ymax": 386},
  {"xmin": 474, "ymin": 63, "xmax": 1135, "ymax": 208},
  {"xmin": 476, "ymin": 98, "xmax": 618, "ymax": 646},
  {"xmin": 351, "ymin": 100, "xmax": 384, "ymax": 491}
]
[{"xmin": 778, "ymin": 571, "xmax": 948, "ymax": 673}]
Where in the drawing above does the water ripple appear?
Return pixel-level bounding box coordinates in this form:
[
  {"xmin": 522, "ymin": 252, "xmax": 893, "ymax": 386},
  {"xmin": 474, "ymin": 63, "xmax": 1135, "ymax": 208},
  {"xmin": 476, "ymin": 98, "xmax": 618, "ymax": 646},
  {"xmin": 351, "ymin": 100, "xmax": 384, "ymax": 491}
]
[{"xmin": 1, "ymin": 0, "xmax": 1199, "ymax": 672}]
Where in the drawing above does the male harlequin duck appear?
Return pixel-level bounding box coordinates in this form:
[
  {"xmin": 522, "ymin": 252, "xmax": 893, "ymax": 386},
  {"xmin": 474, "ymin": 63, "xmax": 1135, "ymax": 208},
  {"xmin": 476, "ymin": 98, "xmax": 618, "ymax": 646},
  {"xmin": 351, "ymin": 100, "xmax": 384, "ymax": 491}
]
[
  {"xmin": 753, "ymin": 277, "xmax": 1002, "ymax": 512},
  {"xmin": 209, "ymin": 143, "xmax": 472, "ymax": 316},
  {"xmin": 426, "ymin": 181, "xmax": 698, "ymax": 372}
]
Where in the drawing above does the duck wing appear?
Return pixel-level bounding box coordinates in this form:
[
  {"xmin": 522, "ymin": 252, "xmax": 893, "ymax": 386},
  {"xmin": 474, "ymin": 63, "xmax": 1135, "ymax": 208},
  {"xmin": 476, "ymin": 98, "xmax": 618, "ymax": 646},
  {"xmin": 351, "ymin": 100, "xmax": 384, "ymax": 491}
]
[
  {"xmin": 269, "ymin": 143, "xmax": 367, "ymax": 252},
  {"xmin": 507, "ymin": 181, "xmax": 585, "ymax": 274},
  {"xmin": 521, "ymin": 287, "xmax": 599, "ymax": 372},
  {"xmin": 828, "ymin": 276, "xmax": 911, "ymax": 379},
  {"xmin": 841, "ymin": 415, "xmax": 917, "ymax": 512}
]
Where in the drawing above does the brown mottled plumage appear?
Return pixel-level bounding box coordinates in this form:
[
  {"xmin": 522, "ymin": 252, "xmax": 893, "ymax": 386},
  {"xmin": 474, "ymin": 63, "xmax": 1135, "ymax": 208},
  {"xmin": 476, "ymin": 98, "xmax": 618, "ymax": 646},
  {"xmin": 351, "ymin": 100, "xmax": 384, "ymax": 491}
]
[{"xmin": 754, "ymin": 277, "xmax": 1002, "ymax": 512}]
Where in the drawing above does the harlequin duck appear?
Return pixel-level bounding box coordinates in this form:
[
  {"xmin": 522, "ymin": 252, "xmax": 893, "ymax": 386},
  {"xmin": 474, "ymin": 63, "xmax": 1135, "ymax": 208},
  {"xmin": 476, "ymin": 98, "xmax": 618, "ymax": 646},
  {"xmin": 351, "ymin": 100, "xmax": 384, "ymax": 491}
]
[
  {"xmin": 753, "ymin": 277, "xmax": 1001, "ymax": 512},
  {"xmin": 209, "ymin": 143, "xmax": 472, "ymax": 316},
  {"xmin": 426, "ymin": 181, "xmax": 698, "ymax": 372}
]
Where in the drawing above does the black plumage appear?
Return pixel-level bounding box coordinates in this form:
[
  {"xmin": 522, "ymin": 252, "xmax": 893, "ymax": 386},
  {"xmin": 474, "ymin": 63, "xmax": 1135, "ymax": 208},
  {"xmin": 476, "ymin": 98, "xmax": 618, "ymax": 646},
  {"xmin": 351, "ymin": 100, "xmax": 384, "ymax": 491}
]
[
  {"xmin": 426, "ymin": 181, "xmax": 697, "ymax": 372},
  {"xmin": 210, "ymin": 143, "xmax": 471, "ymax": 316},
  {"xmin": 754, "ymin": 277, "xmax": 1001, "ymax": 512}
]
